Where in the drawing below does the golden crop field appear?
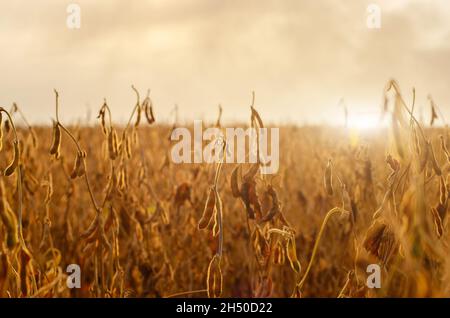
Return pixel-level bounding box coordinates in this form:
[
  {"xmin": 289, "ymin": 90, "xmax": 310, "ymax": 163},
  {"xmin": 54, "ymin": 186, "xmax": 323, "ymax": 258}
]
[{"xmin": 0, "ymin": 80, "xmax": 449, "ymax": 298}]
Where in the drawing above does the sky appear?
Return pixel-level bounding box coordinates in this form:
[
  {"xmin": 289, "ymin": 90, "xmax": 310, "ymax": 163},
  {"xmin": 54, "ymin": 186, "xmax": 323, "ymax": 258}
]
[{"xmin": 0, "ymin": 0, "xmax": 449, "ymax": 125}]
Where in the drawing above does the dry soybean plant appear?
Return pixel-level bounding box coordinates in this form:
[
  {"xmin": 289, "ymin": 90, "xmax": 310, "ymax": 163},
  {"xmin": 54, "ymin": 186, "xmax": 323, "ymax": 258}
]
[{"xmin": 1, "ymin": 80, "xmax": 450, "ymax": 298}]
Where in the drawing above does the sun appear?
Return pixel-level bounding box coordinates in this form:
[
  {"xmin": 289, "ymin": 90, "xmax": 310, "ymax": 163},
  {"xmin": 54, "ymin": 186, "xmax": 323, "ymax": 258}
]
[{"xmin": 346, "ymin": 111, "xmax": 387, "ymax": 131}]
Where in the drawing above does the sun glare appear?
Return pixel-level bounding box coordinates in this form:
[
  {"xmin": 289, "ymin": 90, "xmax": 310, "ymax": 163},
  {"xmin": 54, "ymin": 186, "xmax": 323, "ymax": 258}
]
[{"xmin": 347, "ymin": 112, "xmax": 387, "ymax": 131}]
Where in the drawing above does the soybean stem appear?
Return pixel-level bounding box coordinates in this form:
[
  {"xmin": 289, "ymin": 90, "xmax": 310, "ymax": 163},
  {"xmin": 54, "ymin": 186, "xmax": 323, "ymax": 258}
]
[{"xmin": 296, "ymin": 207, "xmax": 347, "ymax": 290}]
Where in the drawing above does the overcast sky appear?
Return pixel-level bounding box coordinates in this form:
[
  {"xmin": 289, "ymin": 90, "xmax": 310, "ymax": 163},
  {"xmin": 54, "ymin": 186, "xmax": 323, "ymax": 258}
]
[{"xmin": 0, "ymin": 0, "xmax": 449, "ymax": 125}]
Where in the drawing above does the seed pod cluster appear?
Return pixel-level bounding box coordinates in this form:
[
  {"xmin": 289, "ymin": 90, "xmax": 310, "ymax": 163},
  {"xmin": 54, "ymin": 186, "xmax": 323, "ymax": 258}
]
[{"xmin": 70, "ymin": 151, "xmax": 86, "ymax": 179}]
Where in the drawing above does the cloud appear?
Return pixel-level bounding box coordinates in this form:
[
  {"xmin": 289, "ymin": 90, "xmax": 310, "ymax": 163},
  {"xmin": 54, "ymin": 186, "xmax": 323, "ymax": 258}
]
[{"xmin": 0, "ymin": 0, "xmax": 449, "ymax": 124}]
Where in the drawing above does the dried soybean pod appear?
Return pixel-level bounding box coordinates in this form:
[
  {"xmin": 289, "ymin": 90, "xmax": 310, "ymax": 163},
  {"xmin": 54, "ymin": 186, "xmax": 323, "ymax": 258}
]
[
  {"xmin": 4, "ymin": 141, "xmax": 19, "ymax": 176},
  {"xmin": 286, "ymin": 236, "xmax": 301, "ymax": 274},
  {"xmin": 134, "ymin": 105, "xmax": 141, "ymax": 127},
  {"xmin": 124, "ymin": 133, "xmax": 132, "ymax": 159},
  {"xmin": 108, "ymin": 129, "xmax": 117, "ymax": 160},
  {"xmin": 428, "ymin": 141, "xmax": 442, "ymax": 176},
  {"xmin": 439, "ymin": 176, "xmax": 447, "ymax": 205},
  {"xmin": 84, "ymin": 227, "xmax": 99, "ymax": 245},
  {"xmin": 108, "ymin": 130, "xmax": 114, "ymax": 159},
  {"xmin": 148, "ymin": 104, "xmax": 155, "ymax": 124},
  {"xmin": 430, "ymin": 207, "xmax": 444, "ymax": 238},
  {"xmin": 98, "ymin": 109, "xmax": 107, "ymax": 135},
  {"xmin": 198, "ymin": 187, "xmax": 216, "ymax": 230},
  {"xmin": 29, "ymin": 127, "xmax": 38, "ymax": 149},
  {"xmin": 50, "ymin": 121, "xmax": 61, "ymax": 158},
  {"xmin": 273, "ymin": 240, "xmax": 285, "ymax": 265},
  {"xmin": 419, "ymin": 142, "xmax": 429, "ymax": 173},
  {"xmin": 278, "ymin": 241, "xmax": 285, "ymax": 264},
  {"xmin": 243, "ymin": 163, "xmax": 259, "ymax": 182},
  {"xmin": 77, "ymin": 151, "xmax": 86, "ymax": 177},
  {"xmin": 260, "ymin": 185, "xmax": 280, "ymax": 223},
  {"xmin": 144, "ymin": 97, "xmax": 155, "ymax": 124},
  {"xmin": 0, "ymin": 180, "xmax": 18, "ymax": 248},
  {"xmin": 118, "ymin": 169, "xmax": 126, "ymax": 191},
  {"xmin": 251, "ymin": 107, "xmax": 264, "ymax": 128},
  {"xmin": 430, "ymin": 102, "xmax": 438, "ymax": 126},
  {"xmin": 80, "ymin": 216, "xmax": 99, "ymax": 240},
  {"xmin": 70, "ymin": 151, "xmax": 83, "ymax": 179},
  {"xmin": 230, "ymin": 165, "xmax": 241, "ymax": 197},
  {"xmin": 4, "ymin": 119, "xmax": 10, "ymax": 134},
  {"xmin": 324, "ymin": 159, "xmax": 333, "ymax": 196},
  {"xmin": 206, "ymin": 255, "xmax": 223, "ymax": 298},
  {"xmin": 440, "ymin": 135, "xmax": 450, "ymax": 164},
  {"xmin": 112, "ymin": 129, "xmax": 119, "ymax": 155},
  {"xmin": 412, "ymin": 127, "xmax": 421, "ymax": 156}
]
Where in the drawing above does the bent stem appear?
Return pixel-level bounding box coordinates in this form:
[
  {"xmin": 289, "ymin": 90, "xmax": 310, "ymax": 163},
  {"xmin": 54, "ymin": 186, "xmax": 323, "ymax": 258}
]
[
  {"xmin": 295, "ymin": 207, "xmax": 348, "ymax": 292},
  {"xmin": 0, "ymin": 108, "xmax": 28, "ymax": 252},
  {"xmin": 124, "ymin": 85, "xmax": 141, "ymax": 132},
  {"xmin": 53, "ymin": 90, "xmax": 100, "ymax": 212}
]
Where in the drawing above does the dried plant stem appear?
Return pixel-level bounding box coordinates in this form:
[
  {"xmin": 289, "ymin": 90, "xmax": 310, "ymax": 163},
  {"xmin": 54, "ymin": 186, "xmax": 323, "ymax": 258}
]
[
  {"xmin": 337, "ymin": 270, "xmax": 353, "ymax": 298},
  {"xmin": 388, "ymin": 82, "xmax": 426, "ymax": 141},
  {"xmin": 54, "ymin": 90, "xmax": 99, "ymax": 212},
  {"xmin": 295, "ymin": 207, "xmax": 348, "ymax": 291},
  {"xmin": 213, "ymin": 143, "xmax": 225, "ymax": 257},
  {"xmin": 124, "ymin": 85, "xmax": 141, "ymax": 132},
  {"xmin": 30, "ymin": 271, "xmax": 65, "ymax": 298},
  {"xmin": 0, "ymin": 108, "xmax": 26, "ymax": 248}
]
